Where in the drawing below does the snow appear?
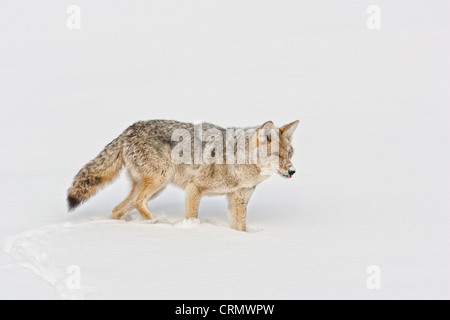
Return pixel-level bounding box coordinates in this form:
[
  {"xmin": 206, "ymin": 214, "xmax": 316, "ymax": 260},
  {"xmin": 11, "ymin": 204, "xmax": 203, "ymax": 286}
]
[{"xmin": 1, "ymin": 0, "xmax": 449, "ymax": 299}]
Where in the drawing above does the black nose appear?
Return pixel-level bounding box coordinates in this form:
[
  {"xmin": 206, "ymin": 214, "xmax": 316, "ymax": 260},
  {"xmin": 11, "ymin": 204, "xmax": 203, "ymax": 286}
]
[{"xmin": 288, "ymin": 169, "xmax": 296, "ymax": 176}]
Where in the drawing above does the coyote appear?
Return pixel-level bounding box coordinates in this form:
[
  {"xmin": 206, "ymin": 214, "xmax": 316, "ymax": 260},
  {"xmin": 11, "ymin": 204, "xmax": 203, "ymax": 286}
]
[{"xmin": 67, "ymin": 120, "xmax": 299, "ymax": 231}]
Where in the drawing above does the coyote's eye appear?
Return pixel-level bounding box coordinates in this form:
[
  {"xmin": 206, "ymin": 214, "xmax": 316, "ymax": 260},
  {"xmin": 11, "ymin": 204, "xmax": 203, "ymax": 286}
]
[{"xmin": 273, "ymin": 152, "xmax": 280, "ymax": 157}]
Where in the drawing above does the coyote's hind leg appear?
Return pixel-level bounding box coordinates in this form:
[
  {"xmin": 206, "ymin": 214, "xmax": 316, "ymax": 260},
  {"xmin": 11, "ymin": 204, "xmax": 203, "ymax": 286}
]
[
  {"xmin": 134, "ymin": 175, "xmax": 168, "ymax": 220},
  {"xmin": 112, "ymin": 181, "xmax": 140, "ymax": 220}
]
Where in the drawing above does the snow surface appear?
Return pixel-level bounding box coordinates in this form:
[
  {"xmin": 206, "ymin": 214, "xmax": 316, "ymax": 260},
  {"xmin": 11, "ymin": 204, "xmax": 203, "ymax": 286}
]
[{"xmin": 1, "ymin": 0, "xmax": 449, "ymax": 299}]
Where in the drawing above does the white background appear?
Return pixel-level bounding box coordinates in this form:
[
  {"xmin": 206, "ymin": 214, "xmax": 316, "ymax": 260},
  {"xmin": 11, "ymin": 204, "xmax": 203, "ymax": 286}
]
[{"xmin": 0, "ymin": 0, "xmax": 449, "ymax": 299}]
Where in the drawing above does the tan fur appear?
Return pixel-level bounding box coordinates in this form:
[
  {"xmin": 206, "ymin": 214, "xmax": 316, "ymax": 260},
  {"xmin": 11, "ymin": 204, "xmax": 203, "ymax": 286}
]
[
  {"xmin": 68, "ymin": 120, "xmax": 299, "ymax": 231},
  {"xmin": 227, "ymin": 187, "xmax": 255, "ymax": 232},
  {"xmin": 185, "ymin": 184, "xmax": 203, "ymax": 219},
  {"xmin": 112, "ymin": 180, "xmax": 139, "ymax": 220}
]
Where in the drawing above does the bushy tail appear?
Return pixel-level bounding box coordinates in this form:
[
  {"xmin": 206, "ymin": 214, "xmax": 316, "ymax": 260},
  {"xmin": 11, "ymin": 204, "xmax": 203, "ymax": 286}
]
[{"xmin": 67, "ymin": 137, "xmax": 123, "ymax": 211}]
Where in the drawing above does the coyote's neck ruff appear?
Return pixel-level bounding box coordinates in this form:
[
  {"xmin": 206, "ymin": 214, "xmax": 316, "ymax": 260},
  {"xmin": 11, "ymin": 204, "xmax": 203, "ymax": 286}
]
[{"xmin": 68, "ymin": 120, "xmax": 299, "ymax": 231}]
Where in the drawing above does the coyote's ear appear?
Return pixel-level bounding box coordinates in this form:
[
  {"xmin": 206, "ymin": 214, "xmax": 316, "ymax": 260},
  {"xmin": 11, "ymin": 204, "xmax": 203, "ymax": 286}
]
[
  {"xmin": 258, "ymin": 121, "xmax": 275, "ymax": 132},
  {"xmin": 280, "ymin": 120, "xmax": 299, "ymax": 141},
  {"xmin": 256, "ymin": 121, "xmax": 275, "ymax": 144},
  {"xmin": 257, "ymin": 121, "xmax": 275, "ymax": 141}
]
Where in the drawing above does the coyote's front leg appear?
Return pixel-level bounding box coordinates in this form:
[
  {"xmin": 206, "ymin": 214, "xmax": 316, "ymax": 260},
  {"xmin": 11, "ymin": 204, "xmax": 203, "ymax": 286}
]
[
  {"xmin": 227, "ymin": 187, "xmax": 255, "ymax": 232},
  {"xmin": 185, "ymin": 184, "xmax": 203, "ymax": 220}
]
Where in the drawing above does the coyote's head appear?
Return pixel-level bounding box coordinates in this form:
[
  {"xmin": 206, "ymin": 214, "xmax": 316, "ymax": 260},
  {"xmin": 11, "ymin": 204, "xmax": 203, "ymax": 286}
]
[{"xmin": 254, "ymin": 120, "xmax": 299, "ymax": 178}]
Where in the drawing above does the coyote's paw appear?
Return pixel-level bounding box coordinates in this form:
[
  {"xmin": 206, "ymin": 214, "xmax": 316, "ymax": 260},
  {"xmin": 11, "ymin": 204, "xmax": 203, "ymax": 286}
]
[{"xmin": 142, "ymin": 217, "xmax": 160, "ymax": 224}]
